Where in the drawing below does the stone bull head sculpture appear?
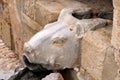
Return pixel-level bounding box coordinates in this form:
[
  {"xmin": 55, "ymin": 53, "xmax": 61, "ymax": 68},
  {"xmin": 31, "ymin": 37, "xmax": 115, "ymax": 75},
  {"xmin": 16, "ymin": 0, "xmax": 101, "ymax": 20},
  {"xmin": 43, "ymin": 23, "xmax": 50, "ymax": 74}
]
[{"xmin": 23, "ymin": 7, "xmax": 109, "ymax": 71}]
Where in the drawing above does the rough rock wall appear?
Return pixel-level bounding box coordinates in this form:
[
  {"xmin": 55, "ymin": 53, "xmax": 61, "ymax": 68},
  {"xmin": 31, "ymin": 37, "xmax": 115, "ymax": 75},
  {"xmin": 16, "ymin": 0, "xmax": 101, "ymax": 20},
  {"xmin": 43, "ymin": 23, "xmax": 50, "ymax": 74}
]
[
  {"xmin": 80, "ymin": 26, "xmax": 118, "ymax": 80},
  {"xmin": 1, "ymin": 0, "xmax": 120, "ymax": 80},
  {"xmin": 111, "ymin": 0, "xmax": 120, "ymax": 79},
  {"xmin": 0, "ymin": 0, "xmax": 12, "ymax": 48},
  {"xmin": 78, "ymin": 0, "xmax": 113, "ymax": 12}
]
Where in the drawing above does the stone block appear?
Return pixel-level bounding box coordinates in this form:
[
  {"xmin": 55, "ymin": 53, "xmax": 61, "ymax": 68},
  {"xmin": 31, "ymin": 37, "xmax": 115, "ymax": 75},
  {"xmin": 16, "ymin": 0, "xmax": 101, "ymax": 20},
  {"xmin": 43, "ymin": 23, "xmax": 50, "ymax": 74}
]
[
  {"xmin": 0, "ymin": 20, "xmax": 11, "ymax": 48},
  {"xmin": 113, "ymin": 0, "xmax": 120, "ymax": 10},
  {"xmin": 0, "ymin": 1, "xmax": 11, "ymax": 48},
  {"xmin": 81, "ymin": 26, "xmax": 113, "ymax": 80},
  {"xmin": 22, "ymin": 13, "xmax": 43, "ymax": 32},
  {"xmin": 34, "ymin": 0, "xmax": 87, "ymax": 26},
  {"xmin": 102, "ymin": 46, "xmax": 118, "ymax": 80},
  {"xmin": 111, "ymin": 9, "xmax": 120, "ymax": 49},
  {"xmin": 77, "ymin": 67, "xmax": 95, "ymax": 80},
  {"xmin": 22, "ymin": 22, "xmax": 37, "ymax": 42},
  {"xmin": 9, "ymin": 0, "xmax": 25, "ymax": 60}
]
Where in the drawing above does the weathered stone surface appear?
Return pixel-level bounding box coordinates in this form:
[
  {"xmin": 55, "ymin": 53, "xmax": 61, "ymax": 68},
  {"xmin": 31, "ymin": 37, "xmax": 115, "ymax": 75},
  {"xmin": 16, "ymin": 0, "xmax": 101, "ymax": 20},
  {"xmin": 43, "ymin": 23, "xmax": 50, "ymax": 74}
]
[
  {"xmin": 0, "ymin": 0, "xmax": 11, "ymax": 48},
  {"xmin": 9, "ymin": 0, "xmax": 23, "ymax": 60},
  {"xmin": 0, "ymin": 20, "xmax": 11, "ymax": 48},
  {"xmin": 78, "ymin": 0, "xmax": 113, "ymax": 12},
  {"xmin": 114, "ymin": 49, "xmax": 120, "ymax": 80},
  {"xmin": 111, "ymin": 9, "xmax": 120, "ymax": 49},
  {"xmin": 22, "ymin": 0, "xmax": 88, "ymax": 31},
  {"xmin": 77, "ymin": 67, "xmax": 95, "ymax": 80},
  {"xmin": 113, "ymin": 0, "xmax": 120, "ymax": 10},
  {"xmin": 81, "ymin": 26, "xmax": 112, "ymax": 80},
  {"xmin": 0, "ymin": 38, "xmax": 21, "ymax": 80},
  {"xmin": 111, "ymin": 0, "xmax": 120, "ymax": 79},
  {"xmin": 22, "ymin": 13, "xmax": 43, "ymax": 32},
  {"xmin": 42, "ymin": 73, "xmax": 64, "ymax": 80},
  {"xmin": 0, "ymin": 38, "xmax": 21, "ymax": 71},
  {"xmin": 22, "ymin": 23, "xmax": 37, "ymax": 43},
  {"xmin": 34, "ymin": 0, "xmax": 62, "ymax": 27},
  {"xmin": 102, "ymin": 46, "xmax": 118, "ymax": 80}
]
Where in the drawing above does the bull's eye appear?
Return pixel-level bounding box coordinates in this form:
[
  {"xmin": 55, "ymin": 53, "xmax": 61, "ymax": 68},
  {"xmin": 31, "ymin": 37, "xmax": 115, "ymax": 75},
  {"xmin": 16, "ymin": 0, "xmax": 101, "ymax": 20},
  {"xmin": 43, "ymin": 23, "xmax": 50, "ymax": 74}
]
[
  {"xmin": 51, "ymin": 36, "xmax": 67, "ymax": 47},
  {"xmin": 25, "ymin": 51, "xmax": 30, "ymax": 54}
]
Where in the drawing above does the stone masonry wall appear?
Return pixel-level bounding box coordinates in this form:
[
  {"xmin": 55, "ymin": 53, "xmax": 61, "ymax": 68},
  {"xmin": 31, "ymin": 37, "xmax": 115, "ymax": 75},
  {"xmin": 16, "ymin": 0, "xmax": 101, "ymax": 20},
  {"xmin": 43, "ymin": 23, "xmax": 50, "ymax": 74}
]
[
  {"xmin": 111, "ymin": 0, "xmax": 120, "ymax": 79},
  {"xmin": 1, "ymin": 0, "xmax": 120, "ymax": 80},
  {"xmin": 0, "ymin": 0, "xmax": 12, "ymax": 48}
]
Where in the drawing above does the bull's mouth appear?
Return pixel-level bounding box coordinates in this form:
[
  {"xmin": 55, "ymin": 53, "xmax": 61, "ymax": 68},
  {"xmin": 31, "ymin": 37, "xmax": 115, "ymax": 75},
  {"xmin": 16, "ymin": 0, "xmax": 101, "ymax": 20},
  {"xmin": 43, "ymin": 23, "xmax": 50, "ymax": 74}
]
[
  {"xmin": 22, "ymin": 55, "xmax": 78, "ymax": 80},
  {"xmin": 23, "ymin": 55, "xmax": 49, "ymax": 72}
]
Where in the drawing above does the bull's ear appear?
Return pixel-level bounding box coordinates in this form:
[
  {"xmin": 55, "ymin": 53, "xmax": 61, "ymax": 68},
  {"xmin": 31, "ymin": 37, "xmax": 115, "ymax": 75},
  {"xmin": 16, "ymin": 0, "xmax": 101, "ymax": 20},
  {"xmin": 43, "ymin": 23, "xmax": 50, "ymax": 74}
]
[{"xmin": 73, "ymin": 23, "xmax": 85, "ymax": 39}]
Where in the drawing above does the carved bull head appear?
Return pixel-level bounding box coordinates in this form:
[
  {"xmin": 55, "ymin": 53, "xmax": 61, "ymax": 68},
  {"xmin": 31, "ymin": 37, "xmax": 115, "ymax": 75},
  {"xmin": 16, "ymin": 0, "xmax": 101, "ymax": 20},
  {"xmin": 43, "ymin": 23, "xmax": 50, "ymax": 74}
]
[
  {"xmin": 23, "ymin": 21, "xmax": 80, "ymax": 70},
  {"xmin": 23, "ymin": 7, "xmax": 108, "ymax": 71}
]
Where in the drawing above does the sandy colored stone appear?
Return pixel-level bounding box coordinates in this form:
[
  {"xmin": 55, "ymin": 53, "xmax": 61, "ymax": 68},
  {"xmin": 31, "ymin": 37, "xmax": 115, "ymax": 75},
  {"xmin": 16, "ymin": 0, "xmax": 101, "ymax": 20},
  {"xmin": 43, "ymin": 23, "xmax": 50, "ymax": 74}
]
[
  {"xmin": 21, "ymin": 23, "xmax": 37, "ymax": 42},
  {"xmin": 78, "ymin": 0, "xmax": 113, "ymax": 12},
  {"xmin": 9, "ymin": 0, "xmax": 23, "ymax": 60},
  {"xmin": 22, "ymin": 0, "xmax": 86, "ymax": 30},
  {"xmin": 0, "ymin": 38, "xmax": 21, "ymax": 70},
  {"xmin": 111, "ymin": 9, "xmax": 120, "ymax": 49},
  {"xmin": 22, "ymin": 13, "xmax": 43, "ymax": 31},
  {"xmin": 0, "ymin": 0, "xmax": 12, "ymax": 48},
  {"xmin": 81, "ymin": 26, "xmax": 111, "ymax": 80},
  {"xmin": 77, "ymin": 67, "xmax": 95, "ymax": 80},
  {"xmin": 34, "ymin": 0, "xmax": 87, "ymax": 26},
  {"xmin": 113, "ymin": 0, "xmax": 120, "ymax": 10},
  {"xmin": 102, "ymin": 46, "xmax": 118, "ymax": 80},
  {"xmin": 114, "ymin": 48, "xmax": 120, "ymax": 80}
]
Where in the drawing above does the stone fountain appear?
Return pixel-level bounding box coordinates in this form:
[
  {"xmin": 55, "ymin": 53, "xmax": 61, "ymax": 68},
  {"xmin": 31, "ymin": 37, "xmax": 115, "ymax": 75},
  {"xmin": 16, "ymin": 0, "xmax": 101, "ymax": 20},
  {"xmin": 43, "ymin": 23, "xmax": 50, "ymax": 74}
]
[{"xmin": 9, "ymin": 6, "xmax": 112, "ymax": 80}]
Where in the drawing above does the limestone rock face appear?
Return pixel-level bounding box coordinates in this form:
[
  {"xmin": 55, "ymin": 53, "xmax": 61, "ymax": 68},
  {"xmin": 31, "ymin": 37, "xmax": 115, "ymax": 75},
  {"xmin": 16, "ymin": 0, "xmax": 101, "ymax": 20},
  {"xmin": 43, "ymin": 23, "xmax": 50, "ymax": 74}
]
[
  {"xmin": 113, "ymin": 0, "xmax": 120, "ymax": 10},
  {"xmin": 0, "ymin": 0, "xmax": 11, "ymax": 48},
  {"xmin": 81, "ymin": 27, "xmax": 111, "ymax": 80},
  {"xmin": 111, "ymin": 0, "xmax": 120, "ymax": 49},
  {"xmin": 22, "ymin": 0, "xmax": 88, "ymax": 30},
  {"xmin": 111, "ymin": 9, "xmax": 120, "ymax": 49},
  {"xmin": 102, "ymin": 46, "xmax": 118, "ymax": 80},
  {"xmin": 111, "ymin": 0, "xmax": 120, "ymax": 79}
]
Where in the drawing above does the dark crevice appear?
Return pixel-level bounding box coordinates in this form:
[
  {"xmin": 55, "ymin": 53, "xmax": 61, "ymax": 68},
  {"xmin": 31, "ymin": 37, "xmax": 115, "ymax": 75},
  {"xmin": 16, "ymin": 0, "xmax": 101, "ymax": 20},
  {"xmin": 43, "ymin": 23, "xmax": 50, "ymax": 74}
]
[
  {"xmin": 72, "ymin": 9, "xmax": 113, "ymax": 20},
  {"xmin": 8, "ymin": 56, "xmax": 76, "ymax": 80},
  {"xmin": 8, "ymin": 67, "xmax": 75, "ymax": 80}
]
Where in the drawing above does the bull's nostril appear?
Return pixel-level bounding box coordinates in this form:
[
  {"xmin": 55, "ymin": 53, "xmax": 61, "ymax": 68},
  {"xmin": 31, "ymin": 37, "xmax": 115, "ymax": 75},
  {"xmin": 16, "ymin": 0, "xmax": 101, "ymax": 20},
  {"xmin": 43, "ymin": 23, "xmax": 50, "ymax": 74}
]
[{"xmin": 22, "ymin": 55, "xmax": 30, "ymax": 65}]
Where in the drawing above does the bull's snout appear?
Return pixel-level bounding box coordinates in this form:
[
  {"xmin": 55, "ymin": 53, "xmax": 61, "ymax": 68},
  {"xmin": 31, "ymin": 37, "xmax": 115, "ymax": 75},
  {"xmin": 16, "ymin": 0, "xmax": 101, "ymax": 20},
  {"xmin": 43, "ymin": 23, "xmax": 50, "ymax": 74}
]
[{"xmin": 22, "ymin": 55, "xmax": 49, "ymax": 72}]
